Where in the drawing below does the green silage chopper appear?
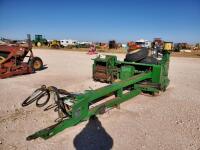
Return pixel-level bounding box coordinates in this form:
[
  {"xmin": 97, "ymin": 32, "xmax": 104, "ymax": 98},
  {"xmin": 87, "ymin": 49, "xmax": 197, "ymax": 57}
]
[{"xmin": 24, "ymin": 42, "xmax": 172, "ymax": 140}]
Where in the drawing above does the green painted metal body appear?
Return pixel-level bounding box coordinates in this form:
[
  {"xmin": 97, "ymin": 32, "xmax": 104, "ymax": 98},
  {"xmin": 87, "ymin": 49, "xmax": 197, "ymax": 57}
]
[
  {"xmin": 33, "ymin": 34, "xmax": 48, "ymax": 46},
  {"xmin": 27, "ymin": 51, "xmax": 170, "ymax": 140},
  {"xmin": 93, "ymin": 51, "xmax": 170, "ymax": 90}
]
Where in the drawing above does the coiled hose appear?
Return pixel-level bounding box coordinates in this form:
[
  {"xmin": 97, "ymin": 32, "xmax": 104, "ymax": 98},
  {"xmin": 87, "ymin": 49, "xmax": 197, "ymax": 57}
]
[
  {"xmin": 22, "ymin": 85, "xmax": 73, "ymax": 121},
  {"xmin": 22, "ymin": 85, "xmax": 49, "ymax": 107}
]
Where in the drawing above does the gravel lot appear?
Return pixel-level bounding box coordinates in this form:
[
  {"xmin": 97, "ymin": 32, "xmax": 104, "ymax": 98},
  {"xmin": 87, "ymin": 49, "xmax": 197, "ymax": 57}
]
[{"xmin": 0, "ymin": 49, "xmax": 200, "ymax": 150}]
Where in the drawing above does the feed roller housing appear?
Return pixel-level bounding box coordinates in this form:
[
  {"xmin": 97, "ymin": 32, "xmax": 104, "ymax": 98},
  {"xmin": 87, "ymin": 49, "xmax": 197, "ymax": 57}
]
[{"xmin": 93, "ymin": 51, "xmax": 170, "ymax": 91}]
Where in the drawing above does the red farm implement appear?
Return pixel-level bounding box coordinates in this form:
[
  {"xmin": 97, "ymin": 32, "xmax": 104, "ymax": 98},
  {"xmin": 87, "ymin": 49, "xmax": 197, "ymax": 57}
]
[{"xmin": 0, "ymin": 34, "xmax": 43, "ymax": 79}]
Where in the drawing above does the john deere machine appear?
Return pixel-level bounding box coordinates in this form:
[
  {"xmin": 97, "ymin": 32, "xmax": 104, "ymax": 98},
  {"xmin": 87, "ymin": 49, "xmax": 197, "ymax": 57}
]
[
  {"xmin": 23, "ymin": 42, "xmax": 172, "ymax": 140},
  {"xmin": 33, "ymin": 34, "xmax": 48, "ymax": 47}
]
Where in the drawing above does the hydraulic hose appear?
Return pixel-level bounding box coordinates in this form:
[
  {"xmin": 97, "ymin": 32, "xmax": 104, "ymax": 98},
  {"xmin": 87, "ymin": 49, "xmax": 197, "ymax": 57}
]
[
  {"xmin": 22, "ymin": 85, "xmax": 49, "ymax": 107},
  {"xmin": 22, "ymin": 85, "xmax": 73, "ymax": 122}
]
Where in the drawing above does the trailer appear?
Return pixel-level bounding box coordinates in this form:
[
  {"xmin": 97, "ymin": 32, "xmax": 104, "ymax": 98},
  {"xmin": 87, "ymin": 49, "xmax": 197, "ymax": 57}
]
[{"xmin": 60, "ymin": 39, "xmax": 78, "ymax": 47}]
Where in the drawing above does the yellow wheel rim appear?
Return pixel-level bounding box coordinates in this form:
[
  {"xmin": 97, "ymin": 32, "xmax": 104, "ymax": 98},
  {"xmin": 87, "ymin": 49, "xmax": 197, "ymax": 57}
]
[
  {"xmin": 33, "ymin": 60, "xmax": 41, "ymax": 69},
  {"xmin": 37, "ymin": 42, "xmax": 42, "ymax": 47},
  {"xmin": 0, "ymin": 56, "xmax": 6, "ymax": 64}
]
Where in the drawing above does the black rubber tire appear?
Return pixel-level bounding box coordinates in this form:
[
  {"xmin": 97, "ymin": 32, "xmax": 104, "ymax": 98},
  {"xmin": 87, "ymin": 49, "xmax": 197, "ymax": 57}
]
[
  {"xmin": 124, "ymin": 48, "xmax": 148, "ymax": 62},
  {"xmin": 30, "ymin": 57, "xmax": 43, "ymax": 71},
  {"xmin": 139, "ymin": 56, "xmax": 159, "ymax": 65}
]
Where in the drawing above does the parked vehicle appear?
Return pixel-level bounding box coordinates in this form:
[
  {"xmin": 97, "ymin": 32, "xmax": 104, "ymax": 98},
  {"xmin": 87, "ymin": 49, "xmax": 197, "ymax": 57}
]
[
  {"xmin": 173, "ymin": 43, "xmax": 190, "ymax": 52},
  {"xmin": 60, "ymin": 39, "xmax": 78, "ymax": 47},
  {"xmin": 194, "ymin": 43, "xmax": 200, "ymax": 50},
  {"xmin": 33, "ymin": 35, "xmax": 48, "ymax": 47},
  {"xmin": 136, "ymin": 39, "xmax": 151, "ymax": 48},
  {"xmin": 79, "ymin": 41, "xmax": 92, "ymax": 45},
  {"xmin": 49, "ymin": 40, "xmax": 61, "ymax": 49}
]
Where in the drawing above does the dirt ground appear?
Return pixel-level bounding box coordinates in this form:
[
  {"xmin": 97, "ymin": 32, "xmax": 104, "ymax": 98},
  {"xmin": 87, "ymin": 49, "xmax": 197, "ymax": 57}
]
[
  {"xmin": 171, "ymin": 51, "xmax": 200, "ymax": 58},
  {"xmin": 0, "ymin": 49, "xmax": 200, "ymax": 150}
]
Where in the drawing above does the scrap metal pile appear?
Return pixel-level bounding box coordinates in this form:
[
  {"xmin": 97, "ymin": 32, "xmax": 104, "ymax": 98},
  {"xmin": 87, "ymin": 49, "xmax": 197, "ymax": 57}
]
[{"xmin": 22, "ymin": 42, "xmax": 173, "ymax": 140}]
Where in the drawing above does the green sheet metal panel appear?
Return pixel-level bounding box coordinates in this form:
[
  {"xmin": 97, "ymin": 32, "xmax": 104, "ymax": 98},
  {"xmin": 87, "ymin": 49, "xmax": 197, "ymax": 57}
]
[{"xmin": 120, "ymin": 66, "xmax": 134, "ymax": 80}]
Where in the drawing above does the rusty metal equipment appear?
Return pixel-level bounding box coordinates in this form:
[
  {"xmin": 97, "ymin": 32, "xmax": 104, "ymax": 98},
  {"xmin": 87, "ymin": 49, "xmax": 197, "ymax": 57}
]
[
  {"xmin": 127, "ymin": 42, "xmax": 141, "ymax": 52},
  {"xmin": 0, "ymin": 34, "xmax": 43, "ymax": 79},
  {"xmin": 24, "ymin": 43, "xmax": 171, "ymax": 140}
]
